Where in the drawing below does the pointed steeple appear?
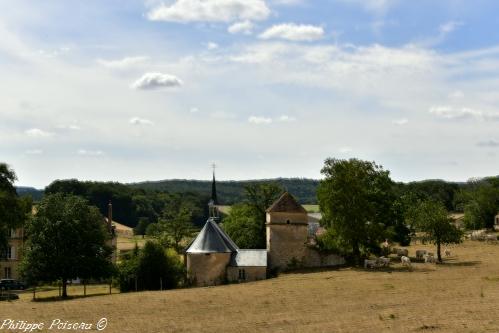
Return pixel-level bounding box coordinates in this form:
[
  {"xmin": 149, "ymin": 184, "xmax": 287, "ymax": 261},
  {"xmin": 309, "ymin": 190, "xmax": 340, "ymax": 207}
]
[{"xmin": 211, "ymin": 165, "xmax": 218, "ymax": 205}]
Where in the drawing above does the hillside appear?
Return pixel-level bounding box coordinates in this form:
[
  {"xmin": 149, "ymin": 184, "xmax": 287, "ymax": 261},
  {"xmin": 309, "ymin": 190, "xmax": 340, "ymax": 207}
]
[
  {"xmin": 129, "ymin": 178, "xmax": 320, "ymax": 204},
  {"xmin": 4, "ymin": 240, "xmax": 499, "ymax": 332}
]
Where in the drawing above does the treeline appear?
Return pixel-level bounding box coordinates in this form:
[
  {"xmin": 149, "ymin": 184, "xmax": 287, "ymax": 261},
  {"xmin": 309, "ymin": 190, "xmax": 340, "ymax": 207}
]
[
  {"xmin": 129, "ymin": 178, "xmax": 319, "ymax": 205},
  {"xmin": 44, "ymin": 180, "xmax": 210, "ymax": 228}
]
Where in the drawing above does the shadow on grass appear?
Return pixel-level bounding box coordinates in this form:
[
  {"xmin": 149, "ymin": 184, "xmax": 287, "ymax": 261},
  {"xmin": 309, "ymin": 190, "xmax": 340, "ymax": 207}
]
[
  {"xmin": 441, "ymin": 260, "xmax": 481, "ymax": 267},
  {"xmin": 33, "ymin": 292, "xmax": 114, "ymax": 302}
]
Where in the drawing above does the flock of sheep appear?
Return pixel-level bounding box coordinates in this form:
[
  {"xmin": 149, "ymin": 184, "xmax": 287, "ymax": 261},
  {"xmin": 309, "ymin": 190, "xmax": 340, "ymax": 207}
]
[{"xmin": 363, "ymin": 247, "xmax": 451, "ymax": 269}]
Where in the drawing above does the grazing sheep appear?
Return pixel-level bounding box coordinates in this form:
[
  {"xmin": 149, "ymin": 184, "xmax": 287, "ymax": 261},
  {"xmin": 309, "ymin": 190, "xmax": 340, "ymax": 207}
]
[
  {"xmin": 424, "ymin": 254, "xmax": 436, "ymax": 263},
  {"xmin": 377, "ymin": 256, "xmax": 390, "ymax": 267},
  {"xmin": 364, "ymin": 259, "xmax": 377, "ymax": 269},
  {"xmin": 397, "ymin": 248, "xmax": 409, "ymax": 257},
  {"xmin": 471, "ymin": 230, "xmax": 487, "ymax": 241},
  {"xmin": 401, "ymin": 256, "xmax": 411, "ymax": 266},
  {"xmin": 486, "ymin": 234, "xmax": 497, "ymax": 242},
  {"xmin": 444, "ymin": 249, "xmax": 451, "ymax": 256},
  {"xmin": 416, "ymin": 249, "xmax": 427, "ymax": 260}
]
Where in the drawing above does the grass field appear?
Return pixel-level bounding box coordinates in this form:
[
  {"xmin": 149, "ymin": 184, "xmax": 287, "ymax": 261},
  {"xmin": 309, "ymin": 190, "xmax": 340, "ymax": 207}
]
[{"xmin": 2, "ymin": 240, "xmax": 499, "ymax": 332}]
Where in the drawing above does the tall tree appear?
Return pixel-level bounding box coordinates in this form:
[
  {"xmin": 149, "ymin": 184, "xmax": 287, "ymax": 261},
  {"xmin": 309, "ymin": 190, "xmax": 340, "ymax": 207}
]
[
  {"xmin": 146, "ymin": 204, "xmax": 195, "ymax": 252},
  {"xmin": 455, "ymin": 179, "xmax": 499, "ymax": 230},
  {"xmin": 406, "ymin": 200, "xmax": 463, "ymax": 262},
  {"xmin": 0, "ymin": 163, "xmax": 31, "ymax": 251},
  {"xmin": 21, "ymin": 193, "xmax": 114, "ymax": 298},
  {"xmin": 317, "ymin": 158, "xmax": 405, "ymax": 262},
  {"xmin": 222, "ymin": 183, "xmax": 283, "ymax": 249}
]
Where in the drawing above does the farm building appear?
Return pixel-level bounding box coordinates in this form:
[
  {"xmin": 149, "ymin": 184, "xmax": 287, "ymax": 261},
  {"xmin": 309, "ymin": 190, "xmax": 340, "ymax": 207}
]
[{"xmin": 186, "ymin": 191, "xmax": 344, "ymax": 287}]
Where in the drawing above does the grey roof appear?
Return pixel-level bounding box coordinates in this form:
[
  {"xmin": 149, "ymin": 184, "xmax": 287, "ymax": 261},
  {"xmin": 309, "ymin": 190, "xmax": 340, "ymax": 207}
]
[
  {"xmin": 186, "ymin": 218, "xmax": 239, "ymax": 253},
  {"xmin": 230, "ymin": 250, "xmax": 267, "ymax": 267}
]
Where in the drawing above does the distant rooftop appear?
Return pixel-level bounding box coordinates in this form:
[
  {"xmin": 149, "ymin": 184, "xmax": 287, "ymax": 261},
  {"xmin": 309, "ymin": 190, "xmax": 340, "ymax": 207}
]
[
  {"xmin": 266, "ymin": 192, "xmax": 307, "ymax": 214},
  {"xmin": 186, "ymin": 218, "xmax": 239, "ymax": 253}
]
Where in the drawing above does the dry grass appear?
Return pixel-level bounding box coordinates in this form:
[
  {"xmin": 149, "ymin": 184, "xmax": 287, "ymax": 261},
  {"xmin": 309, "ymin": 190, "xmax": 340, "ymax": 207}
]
[{"xmin": 2, "ymin": 240, "xmax": 499, "ymax": 332}]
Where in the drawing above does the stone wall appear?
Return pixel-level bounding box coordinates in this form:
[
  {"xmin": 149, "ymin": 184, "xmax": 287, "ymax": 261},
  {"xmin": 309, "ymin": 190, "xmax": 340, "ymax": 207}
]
[
  {"xmin": 266, "ymin": 212, "xmax": 308, "ymax": 224},
  {"xmin": 303, "ymin": 248, "xmax": 345, "ymax": 267},
  {"xmin": 186, "ymin": 253, "xmax": 231, "ymax": 287},
  {"xmin": 267, "ymin": 224, "xmax": 309, "ymax": 270},
  {"xmin": 226, "ymin": 266, "xmax": 266, "ymax": 283}
]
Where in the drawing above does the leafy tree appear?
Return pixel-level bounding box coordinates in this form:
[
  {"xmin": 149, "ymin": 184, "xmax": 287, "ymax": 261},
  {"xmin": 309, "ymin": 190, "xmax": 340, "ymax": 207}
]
[
  {"xmin": 317, "ymin": 158, "xmax": 405, "ymax": 262},
  {"xmin": 0, "ymin": 163, "xmax": 31, "ymax": 251},
  {"xmin": 455, "ymin": 180, "xmax": 499, "ymax": 230},
  {"xmin": 118, "ymin": 241, "xmax": 183, "ymax": 291},
  {"xmin": 222, "ymin": 203, "xmax": 263, "ymax": 248},
  {"xmin": 146, "ymin": 204, "xmax": 195, "ymax": 252},
  {"xmin": 222, "ymin": 183, "xmax": 283, "ymax": 249},
  {"xmin": 21, "ymin": 193, "xmax": 114, "ymax": 298},
  {"xmin": 406, "ymin": 200, "xmax": 463, "ymax": 262}
]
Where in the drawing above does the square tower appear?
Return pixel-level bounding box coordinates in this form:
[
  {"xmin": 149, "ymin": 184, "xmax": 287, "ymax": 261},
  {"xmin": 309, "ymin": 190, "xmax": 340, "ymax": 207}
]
[{"xmin": 266, "ymin": 192, "xmax": 309, "ymax": 270}]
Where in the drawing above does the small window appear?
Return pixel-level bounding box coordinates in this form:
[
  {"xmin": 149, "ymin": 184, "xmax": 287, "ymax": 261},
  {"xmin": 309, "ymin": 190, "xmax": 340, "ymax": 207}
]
[
  {"xmin": 4, "ymin": 267, "xmax": 11, "ymax": 279},
  {"xmin": 286, "ymin": 220, "xmax": 290, "ymax": 224},
  {"xmin": 205, "ymin": 253, "xmax": 211, "ymax": 256},
  {"xmin": 238, "ymin": 269, "xmax": 246, "ymax": 280}
]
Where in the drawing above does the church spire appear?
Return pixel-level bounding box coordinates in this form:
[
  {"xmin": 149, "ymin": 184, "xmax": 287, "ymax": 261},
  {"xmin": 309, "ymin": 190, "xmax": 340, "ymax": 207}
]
[{"xmin": 211, "ymin": 163, "xmax": 218, "ymax": 205}]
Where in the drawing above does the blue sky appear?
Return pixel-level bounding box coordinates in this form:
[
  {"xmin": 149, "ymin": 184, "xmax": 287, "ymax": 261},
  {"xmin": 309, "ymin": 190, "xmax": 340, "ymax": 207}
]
[{"xmin": 1, "ymin": 0, "xmax": 499, "ymax": 188}]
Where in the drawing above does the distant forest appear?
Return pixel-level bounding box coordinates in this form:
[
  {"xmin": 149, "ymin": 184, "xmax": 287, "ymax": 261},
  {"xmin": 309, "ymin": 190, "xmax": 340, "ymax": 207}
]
[{"xmin": 15, "ymin": 176, "xmax": 499, "ymax": 229}]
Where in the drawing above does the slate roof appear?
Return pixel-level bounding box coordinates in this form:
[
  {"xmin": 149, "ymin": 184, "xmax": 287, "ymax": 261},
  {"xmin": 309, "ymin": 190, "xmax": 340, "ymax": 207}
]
[
  {"xmin": 266, "ymin": 192, "xmax": 307, "ymax": 214},
  {"xmin": 186, "ymin": 218, "xmax": 239, "ymax": 253},
  {"xmin": 230, "ymin": 250, "xmax": 267, "ymax": 267}
]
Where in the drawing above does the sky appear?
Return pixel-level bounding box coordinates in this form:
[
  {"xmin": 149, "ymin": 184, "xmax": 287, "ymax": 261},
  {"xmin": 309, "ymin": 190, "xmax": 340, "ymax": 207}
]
[{"xmin": 1, "ymin": 0, "xmax": 499, "ymax": 188}]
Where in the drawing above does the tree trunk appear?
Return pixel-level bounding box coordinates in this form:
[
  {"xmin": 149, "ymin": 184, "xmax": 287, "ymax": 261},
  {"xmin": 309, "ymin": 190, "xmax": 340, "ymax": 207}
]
[
  {"xmin": 62, "ymin": 279, "xmax": 68, "ymax": 299},
  {"xmin": 352, "ymin": 240, "xmax": 361, "ymax": 265},
  {"xmin": 437, "ymin": 241, "xmax": 442, "ymax": 263}
]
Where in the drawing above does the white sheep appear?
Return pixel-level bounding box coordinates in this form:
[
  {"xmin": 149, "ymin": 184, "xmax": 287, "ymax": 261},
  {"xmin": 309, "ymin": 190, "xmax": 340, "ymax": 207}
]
[
  {"xmin": 424, "ymin": 254, "xmax": 436, "ymax": 263},
  {"xmin": 401, "ymin": 256, "xmax": 411, "ymax": 266},
  {"xmin": 377, "ymin": 256, "xmax": 390, "ymax": 267}
]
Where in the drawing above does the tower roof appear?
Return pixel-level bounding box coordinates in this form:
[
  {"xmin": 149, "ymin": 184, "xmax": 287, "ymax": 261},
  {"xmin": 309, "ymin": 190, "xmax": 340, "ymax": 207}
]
[
  {"xmin": 266, "ymin": 192, "xmax": 307, "ymax": 214},
  {"xmin": 186, "ymin": 218, "xmax": 239, "ymax": 253}
]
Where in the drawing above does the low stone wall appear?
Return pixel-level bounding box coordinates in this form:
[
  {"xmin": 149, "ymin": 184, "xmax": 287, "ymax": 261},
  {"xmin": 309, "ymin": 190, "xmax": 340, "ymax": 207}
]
[{"xmin": 303, "ymin": 248, "xmax": 345, "ymax": 267}]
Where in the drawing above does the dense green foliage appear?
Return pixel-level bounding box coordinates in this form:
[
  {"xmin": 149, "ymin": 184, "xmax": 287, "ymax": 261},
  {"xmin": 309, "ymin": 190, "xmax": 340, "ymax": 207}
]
[
  {"xmin": 222, "ymin": 203, "xmax": 263, "ymax": 248},
  {"xmin": 130, "ymin": 178, "xmax": 318, "ymax": 205},
  {"xmin": 455, "ymin": 178, "xmax": 499, "ymax": 229},
  {"xmin": 146, "ymin": 201, "xmax": 196, "ymax": 252},
  {"xmin": 0, "ymin": 163, "xmax": 32, "ymax": 251},
  {"xmin": 317, "ymin": 158, "xmax": 410, "ymax": 262},
  {"xmin": 394, "ymin": 180, "xmax": 461, "ymax": 211},
  {"xmin": 21, "ymin": 193, "xmax": 114, "ymax": 298},
  {"xmin": 406, "ymin": 200, "xmax": 463, "ymax": 262},
  {"xmin": 45, "ymin": 180, "xmax": 209, "ymax": 228},
  {"xmin": 118, "ymin": 241, "xmax": 184, "ymax": 292},
  {"xmin": 222, "ymin": 183, "xmax": 283, "ymax": 249}
]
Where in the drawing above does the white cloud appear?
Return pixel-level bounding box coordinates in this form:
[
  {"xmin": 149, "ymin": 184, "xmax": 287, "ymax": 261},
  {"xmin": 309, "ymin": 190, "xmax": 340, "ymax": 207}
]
[
  {"xmin": 190, "ymin": 107, "xmax": 199, "ymax": 113},
  {"xmin": 147, "ymin": 0, "xmax": 270, "ymax": 23},
  {"xmin": 429, "ymin": 106, "xmax": 499, "ymax": 120},
  {"xmin": 131, "ymin": 73, "xmax": 182, "ymax": 90},
  {"xmin": 439, "ymin": 21, "xmax": 462, "ymax": 34},
  {"xmin": 25, "ymin": 149, "xmax": 43, "ymax": 155},
  {"xmin": 259, "ymin": 23, "xmax": 324, "ymax": 41},
  {"xmin": 477, "ymin": 140, "xmax": 499, "ymax": 148},
  {"xmin": 77, "ymin": 149, "xmax": 104, "ymax": 156},
  {"xmin": 339, "ymin": 146, "xmax": 352, "ymax": 153},
  {"xmin": 25, "ymin": 128, "xmax": 54, "ymax": 138},
  {"xmin": 129, "ymin": 117, "xmax": 154, "ymax": 125},
  {"xmin": 206, "ymin": 42, "xmax": 219, "ymax": 50},
  {"xmin": 228, "ymin": 20, "xmax": 254, "ymax": 35},
  {"xmin": 97, "ymin": 56, "xmax": 149, "ymax": 69},
  {"xmin": 56, "ymin": 124, "xmax": 81, "ymax": 130},
  {"xmin": 278, "ymin": 115, "xmax": 296, "ymax": 122},
  {"xmin": 337, "ymin": 0, "xmax": 396, "ymax": 13},
  {"xmin": 392, "ymin": 118, "xmax": 408, "ymax": 125},
  {"xmin": 248, "ymin": 116, "xmax": 273, "ymax": 124}
]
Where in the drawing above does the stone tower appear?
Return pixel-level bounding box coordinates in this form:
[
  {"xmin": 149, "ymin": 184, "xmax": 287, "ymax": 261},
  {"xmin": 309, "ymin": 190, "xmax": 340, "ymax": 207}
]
[{"xmin": 266, "ymin": 192, "xmax": 309, "ymax": 270}]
